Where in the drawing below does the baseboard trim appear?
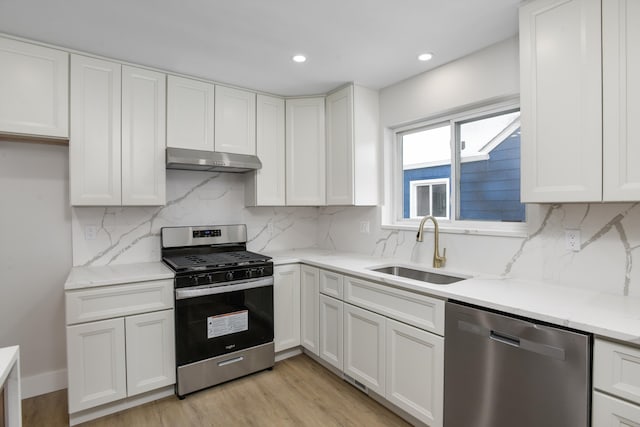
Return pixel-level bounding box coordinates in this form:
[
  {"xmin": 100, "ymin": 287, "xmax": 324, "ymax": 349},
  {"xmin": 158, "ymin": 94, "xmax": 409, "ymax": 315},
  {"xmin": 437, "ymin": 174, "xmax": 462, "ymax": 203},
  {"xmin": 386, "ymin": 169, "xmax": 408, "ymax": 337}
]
[
  {"xmin": 275, "ymin": 347, "xmax": 302, "ymax": 362},
  {"xmin": 21, "ymin": 368, "xmax": 67, "ymax": 399},
  {"xmin": 69, "ymin": 385, "xmax": 174, "ymax": 426}
]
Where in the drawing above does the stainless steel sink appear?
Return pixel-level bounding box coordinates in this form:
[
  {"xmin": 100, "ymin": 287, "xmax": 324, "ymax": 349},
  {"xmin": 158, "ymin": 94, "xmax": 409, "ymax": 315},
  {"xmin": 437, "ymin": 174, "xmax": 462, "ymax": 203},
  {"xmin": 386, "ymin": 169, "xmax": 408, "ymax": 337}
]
[{"xmin": 371, "ymin": 266, "xmax": 466, "ymax": 285}]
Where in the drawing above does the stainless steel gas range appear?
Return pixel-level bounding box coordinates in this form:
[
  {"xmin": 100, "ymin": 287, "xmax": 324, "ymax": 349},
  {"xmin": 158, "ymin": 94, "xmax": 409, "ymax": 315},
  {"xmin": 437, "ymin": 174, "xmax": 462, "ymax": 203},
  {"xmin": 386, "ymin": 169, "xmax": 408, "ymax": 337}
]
[{"xmin": 161, "ymin": 224, "xmax": 274, "ymax": 398}]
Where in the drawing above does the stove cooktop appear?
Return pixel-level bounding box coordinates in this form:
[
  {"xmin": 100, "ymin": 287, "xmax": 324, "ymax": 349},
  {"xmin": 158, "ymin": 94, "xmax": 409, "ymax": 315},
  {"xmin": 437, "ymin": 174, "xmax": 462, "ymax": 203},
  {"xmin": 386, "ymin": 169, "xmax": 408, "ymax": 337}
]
[{"xmin": 162, "ymin": 250, "xmax": 271, "ymax": 272}]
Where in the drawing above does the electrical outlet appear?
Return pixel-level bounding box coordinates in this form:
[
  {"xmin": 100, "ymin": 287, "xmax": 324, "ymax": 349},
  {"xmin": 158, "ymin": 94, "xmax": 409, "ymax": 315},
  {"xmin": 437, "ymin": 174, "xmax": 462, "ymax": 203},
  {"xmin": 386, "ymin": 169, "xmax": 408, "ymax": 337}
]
[
  {"xmin": 565, "ymin": 229, "xmax": 581, "ymax": 251},
  {"xmin": 359, "ymin": 221, "xmax": 370, "ymax": 234},
  {"xmin": 267, "ymin": 222, "xmax": 274, "ymax": 235},
  {"xmin": 84, "ymin": 225, "xmax": 98, "ymax": 241}
]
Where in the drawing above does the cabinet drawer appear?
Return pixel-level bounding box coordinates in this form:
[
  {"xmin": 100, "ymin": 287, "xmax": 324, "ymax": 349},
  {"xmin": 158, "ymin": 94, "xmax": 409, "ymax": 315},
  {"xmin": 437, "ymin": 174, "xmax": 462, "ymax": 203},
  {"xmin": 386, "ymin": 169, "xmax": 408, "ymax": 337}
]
[
  {"xmin": 593, "ymin": 391, "xmax": 640, "ymax": 426},
  {"xmin": 344, "ymin": 276, "xmax": 444, "ymax": 335},
  {"xmin": 66, "ymin": 279, "xmax": 174, "ymax": 325},
  {"xmin": 319, "ymin": 269, "xmax": 343, "ymax": 299},
  {"xmin": 594, "ymin": 338, "xmax": 640, "ymax": 405}
]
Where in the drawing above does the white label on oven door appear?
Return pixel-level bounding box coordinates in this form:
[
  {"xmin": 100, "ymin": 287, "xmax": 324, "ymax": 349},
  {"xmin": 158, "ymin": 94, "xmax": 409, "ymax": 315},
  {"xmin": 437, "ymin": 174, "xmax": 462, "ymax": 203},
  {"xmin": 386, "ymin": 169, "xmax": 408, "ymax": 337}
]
[{"xmin": 207, "ymin": 310, "xmax": 248, "ymax": 339}]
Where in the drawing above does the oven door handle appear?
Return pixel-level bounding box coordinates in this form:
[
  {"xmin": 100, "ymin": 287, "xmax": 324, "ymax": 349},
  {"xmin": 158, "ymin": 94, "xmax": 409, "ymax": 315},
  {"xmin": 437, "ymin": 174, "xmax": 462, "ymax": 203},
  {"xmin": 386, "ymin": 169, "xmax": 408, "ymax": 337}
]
[{"xmin": 175, "ymin": 277, "xmax": 274, "ymax": 300}]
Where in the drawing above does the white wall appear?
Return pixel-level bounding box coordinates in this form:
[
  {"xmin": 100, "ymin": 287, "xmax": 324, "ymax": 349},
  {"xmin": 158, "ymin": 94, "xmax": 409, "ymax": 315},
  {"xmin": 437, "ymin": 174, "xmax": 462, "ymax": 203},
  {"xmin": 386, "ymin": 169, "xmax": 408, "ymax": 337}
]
[
  {"xmin": 379, "ymin": 37, "xmax": 520, "ymax": 128},
  {"xmin": 318, "ymin": 36, "xmax": 640, "ymax": 297},
  {"xmin": 0, "ymin": 140, "xmax": 71, "ymax": 397}
]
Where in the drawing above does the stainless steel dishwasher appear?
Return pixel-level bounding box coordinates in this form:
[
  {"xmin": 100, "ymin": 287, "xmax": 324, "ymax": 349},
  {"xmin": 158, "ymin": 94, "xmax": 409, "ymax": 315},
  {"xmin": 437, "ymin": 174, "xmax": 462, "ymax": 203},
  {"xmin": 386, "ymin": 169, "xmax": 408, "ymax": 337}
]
[{"xmin": 444, "ymin": 301, "xmax": 591, "ymax": 427}]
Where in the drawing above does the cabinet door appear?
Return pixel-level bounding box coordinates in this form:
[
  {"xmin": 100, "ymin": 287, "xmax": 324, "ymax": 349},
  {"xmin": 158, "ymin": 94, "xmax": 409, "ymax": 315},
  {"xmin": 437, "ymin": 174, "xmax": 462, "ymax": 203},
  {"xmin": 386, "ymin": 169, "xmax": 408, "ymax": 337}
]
[
  {"xmin": 214, "ymin": 85, "xmax": 256, "ymax": 155},
  {"xmin": 343, "ymin": 303, "xmax": 385, "ymax": 395},
  {"xmin": 319, "ymin": 269, "xmax": 343, "ymax": 299},
  {"xmin": 603, "ymin": 0, "xmax": 640, "ymax": 201},
  {"xmin": 319, "ymin": 294, "xmax": 343, "ymax": 371},
  {"xmin": 386, "ymin": 319, "xmax": 444, "ymax": 426},
  {"xmin": 121, "ymin": 66, "xmax": 166, "ymax": 206},
  {"xmin": 519, "ymin": 0, "xmax": 602, "ymax": 202},
  {"xmin": 246, "ymin": 94, "xmax": 285, "ymax": 206},
  {"xmin": 70, "ymin": 55, "xmax": 122, "ymax": 205},
  {"xmin": 300, "ymin": 265, "xmax": 320, "ymax": 355},
  {"xmin": 274, "ymin": 264, "xmax": 301, "ymax": 352},
  {"xmin": 594, "ymin": 338, "xmax": 640, "ymax": 405},
  {"xmin": 125, "ymin": 310, "xmax": 175, "ymax": 397},
  {"xmin": 326, "ymin": 86, "xmax": 354, "ymax": 205},
  {"xmin": 0, "ymin": 37, "xmax": 69, "ymax": 138},
  {"xmin": 67, "ymin": 318, "xmax": 126, "ymax": 413},
  {"xmin": 593, "ymin": 391, "xmax": 640, "ymax": 426},
  {"xmin": 285, "ymin": 97, "xmax": 326, "ymax": 205},
  {"xmin": 166, "ymin": 75, "xmax": 215, "ymax": 151}
]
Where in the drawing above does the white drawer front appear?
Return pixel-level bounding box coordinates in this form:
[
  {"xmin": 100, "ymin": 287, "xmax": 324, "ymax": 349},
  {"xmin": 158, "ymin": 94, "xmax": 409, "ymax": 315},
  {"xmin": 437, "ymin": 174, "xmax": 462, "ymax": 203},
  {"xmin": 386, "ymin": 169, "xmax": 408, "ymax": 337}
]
[
  {"xmin": 319, "ymin": 269, "xmax": 343, "ymax": 299},
  {"xmin": 344, "ymin": 276, "xmax": 444, "ymax": 336},
  {"xmin": 595, "ymin": 338, "xmax": 640, "ymax": 405},
  {"xmin": 66, "ymin": 279, "xmax": 174, "ymax": 325},
  {"xmin": 593, "ymin": 391, "xmax": 640, "ymax": 426}
]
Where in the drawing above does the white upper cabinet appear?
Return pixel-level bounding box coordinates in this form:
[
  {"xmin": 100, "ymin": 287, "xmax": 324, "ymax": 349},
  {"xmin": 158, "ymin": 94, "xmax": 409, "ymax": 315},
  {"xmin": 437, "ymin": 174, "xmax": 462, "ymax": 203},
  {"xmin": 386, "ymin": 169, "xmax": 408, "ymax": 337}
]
[
  {"xmin": 70, "ymin": 56, "xmax": 166, "ymax": 206},
  {"xmin": 325, "ymin": 85, "xmax": 379, "ymax": 206},
  {"xmin": 214, "ymin": 85, "xmax": 256, "ymax": 155},
  {"xmin": 519, "ymin": 0, "xmax": 603, "ymax": 203},
  {"xmin": 166, "ymin": 75, "xmax": 215, "ymax": 151},
  {"xmin": 0, "ymin": 37, "xmax": 69, "ymax": 139},
  {"xmin": 246, "ymin": 94, "xmax": 286, "ymax": 206},
  {"xmin": 602, "ymin": 0, "xmax": 640, "ymax": 201},
  {"xmin": 286, "ymin": 97, "xmax": 326, "ymax": 206},
  {"xmin": 121, "ymin": 66, "xmax": 166, "ymax": 205},
  {"xmin": 70, "ymin": 55, "xmax": 122, "ymax": 206}
]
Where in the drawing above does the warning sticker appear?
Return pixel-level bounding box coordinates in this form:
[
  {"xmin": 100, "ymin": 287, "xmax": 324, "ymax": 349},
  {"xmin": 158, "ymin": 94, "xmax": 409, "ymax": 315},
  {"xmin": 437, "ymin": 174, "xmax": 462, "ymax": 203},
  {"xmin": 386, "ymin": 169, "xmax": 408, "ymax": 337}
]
[{"xmin": 207, "ymin": 310, "xmax": 248, "ymax": 339}]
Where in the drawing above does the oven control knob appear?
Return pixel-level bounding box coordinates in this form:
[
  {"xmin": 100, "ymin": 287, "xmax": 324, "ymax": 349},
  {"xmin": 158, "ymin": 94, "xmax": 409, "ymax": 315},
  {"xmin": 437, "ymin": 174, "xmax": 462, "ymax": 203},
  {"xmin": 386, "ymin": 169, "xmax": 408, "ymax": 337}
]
[
  {"xmin": 226, "ymin": 272, "xmax": 234, "ymax": 281},
  {"xmin": 257, "ymin": 267, "xmax": 264, "ymax": 276}
]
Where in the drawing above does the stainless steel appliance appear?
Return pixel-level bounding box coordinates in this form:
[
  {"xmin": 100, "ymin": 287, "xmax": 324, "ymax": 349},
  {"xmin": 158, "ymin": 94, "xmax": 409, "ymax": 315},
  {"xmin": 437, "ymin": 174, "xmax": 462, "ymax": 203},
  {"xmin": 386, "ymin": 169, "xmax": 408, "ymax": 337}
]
[
  {"xmin": 444, "ymin": 301, "xmax": 591, "ymax": 427},
  {"xmin": 161, "ymin": 224, "xmax": 274, "ymax": 398}
]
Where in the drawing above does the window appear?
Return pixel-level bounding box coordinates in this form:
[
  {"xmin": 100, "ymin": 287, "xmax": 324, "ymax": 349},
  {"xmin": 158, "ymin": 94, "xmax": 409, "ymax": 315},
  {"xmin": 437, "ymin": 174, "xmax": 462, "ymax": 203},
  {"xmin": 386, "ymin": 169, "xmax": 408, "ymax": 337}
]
[
  {"xmin": 409, "ymin": 178, "xmax": 450, "ymax": 219},
  {"xmin": 391, "ymin": 102, "xmax": 525, "ymax": 234}
]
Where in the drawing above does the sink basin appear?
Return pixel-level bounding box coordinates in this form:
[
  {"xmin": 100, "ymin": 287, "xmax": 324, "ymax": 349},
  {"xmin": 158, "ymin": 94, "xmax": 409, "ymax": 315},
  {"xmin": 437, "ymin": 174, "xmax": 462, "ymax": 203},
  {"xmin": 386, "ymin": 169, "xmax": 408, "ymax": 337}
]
[{"xmin": 370, "ymin": 266, "xmax": 466, "ymax": 285}]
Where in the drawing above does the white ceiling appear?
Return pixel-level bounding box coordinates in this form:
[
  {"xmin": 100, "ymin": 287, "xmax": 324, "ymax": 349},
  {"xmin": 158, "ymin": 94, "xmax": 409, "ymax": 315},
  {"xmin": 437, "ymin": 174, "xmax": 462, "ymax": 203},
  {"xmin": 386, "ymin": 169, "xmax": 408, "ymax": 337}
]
[{"xmin": 0, "ymin": 0, "xmax": 521, "ymax": 96}]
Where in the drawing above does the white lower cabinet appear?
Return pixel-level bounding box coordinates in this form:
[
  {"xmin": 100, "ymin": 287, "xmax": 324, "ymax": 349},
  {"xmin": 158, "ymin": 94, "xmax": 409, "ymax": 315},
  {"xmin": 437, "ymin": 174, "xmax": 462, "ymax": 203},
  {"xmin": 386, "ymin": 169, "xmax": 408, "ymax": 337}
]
[
  {"xmin": 66, "ymin": 318, "xmax": 127, "ymax": 413},
  {"xmin": 593, "ymin": 391, "xmax": 640, "ymax": 426},
  {"xmin": 319, "ymin": 294, "xmax": 343, "ymax": 371},
  {"xmin": 313, "ymin": 267, "xmax": 445, "ymax": 426},
  {"xmin": 124, "ymin": 310, "xmax": 175, "ymax": 397},
  {"xmin": 66, "ymin": 278, "xmax": 175, "ymax": 423},
  {"xmin": 274, "ymin": 264, "xmax": 301, "ymax": 352},
  {"xmin": 300, "ymin": 265, "xmax": 320, "ymax": 355},
  {"xmin": 343, "ymin": 303, "xmax": 386, "ymax": 395},
  {"xmin": 386, "ymin": 318, "xmax": 443, "ymax": 426},
  {"xmin": 593, "ymin": 338, "xmax": 640, "ymax": 425}
]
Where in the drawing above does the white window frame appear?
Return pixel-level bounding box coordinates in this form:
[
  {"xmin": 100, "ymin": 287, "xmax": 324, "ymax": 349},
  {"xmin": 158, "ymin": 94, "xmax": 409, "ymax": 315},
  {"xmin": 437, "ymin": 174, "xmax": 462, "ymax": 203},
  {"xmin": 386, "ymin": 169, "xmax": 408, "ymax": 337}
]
[
  {"xmin": 383, "ymin": 98, "xmax": 527, "ymax": 237},
  {"xmin": 408, "ymin": 178, "xmax": 450, "ymax": 220}
]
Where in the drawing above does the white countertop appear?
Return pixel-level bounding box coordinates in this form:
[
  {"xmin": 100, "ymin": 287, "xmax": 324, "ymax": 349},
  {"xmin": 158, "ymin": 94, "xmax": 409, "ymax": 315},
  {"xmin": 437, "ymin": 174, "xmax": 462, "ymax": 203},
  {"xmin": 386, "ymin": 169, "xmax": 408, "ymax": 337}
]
[
  {"xmin": 266, "ymin": 249, "xmax": 640, "ymax": 345},
  {"xmin": 0, "ymin": 346, "xmax": 19, "ymax": 388},
  {"xmin": 64, "ymin": 262, "xmax": 174, "ymax": 290}
]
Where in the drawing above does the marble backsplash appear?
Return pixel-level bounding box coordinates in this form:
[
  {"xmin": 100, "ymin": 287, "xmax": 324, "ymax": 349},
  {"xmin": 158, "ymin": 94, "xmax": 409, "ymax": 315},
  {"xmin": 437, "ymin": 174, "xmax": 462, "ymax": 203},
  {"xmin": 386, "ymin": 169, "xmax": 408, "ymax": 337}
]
[
  {"xmin": 317, "ymin": 202, "xmax": 640, "ymax": 297},
  {"xmin": 72, "ymin": 170, "xmax": 640, "ymax": 297},
  {"xmin": 71, "ymin": 170, "xmax": 319, "ymax": 266}
]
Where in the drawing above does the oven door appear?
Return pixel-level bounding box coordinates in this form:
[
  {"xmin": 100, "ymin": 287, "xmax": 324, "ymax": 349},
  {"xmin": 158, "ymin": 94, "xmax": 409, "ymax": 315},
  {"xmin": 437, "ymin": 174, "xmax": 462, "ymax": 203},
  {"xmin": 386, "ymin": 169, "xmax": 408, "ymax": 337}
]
[{"xmin": 175, "ymin": 277, "xmax": 274, "ymax": 366}]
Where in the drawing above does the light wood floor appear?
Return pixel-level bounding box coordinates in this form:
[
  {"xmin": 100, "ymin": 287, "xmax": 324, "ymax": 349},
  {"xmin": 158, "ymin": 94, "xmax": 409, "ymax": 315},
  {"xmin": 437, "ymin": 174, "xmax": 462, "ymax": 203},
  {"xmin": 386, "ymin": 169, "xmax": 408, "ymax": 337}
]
[{"xmin": 23, "ymin": 354, "xmax": 411, "ymax": 426}]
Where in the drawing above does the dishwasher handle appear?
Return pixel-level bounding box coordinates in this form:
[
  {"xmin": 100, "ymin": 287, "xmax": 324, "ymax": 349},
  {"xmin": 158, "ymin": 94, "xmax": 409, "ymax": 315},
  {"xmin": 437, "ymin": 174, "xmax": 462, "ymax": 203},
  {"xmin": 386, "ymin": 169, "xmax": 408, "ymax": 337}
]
[
  {"xmin": 458, "ymin": 320, "xmax": 566, "ymax": 361},
  {"xmin": 490, "ymin": 330, "xmax": 520, "ymax": 347}
]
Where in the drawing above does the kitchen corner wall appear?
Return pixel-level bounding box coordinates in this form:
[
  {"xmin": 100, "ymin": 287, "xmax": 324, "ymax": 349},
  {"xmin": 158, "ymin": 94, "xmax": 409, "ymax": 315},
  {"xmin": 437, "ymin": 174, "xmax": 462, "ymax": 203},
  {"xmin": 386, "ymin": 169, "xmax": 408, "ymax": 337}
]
[{"xmin": 71, "ymin": 170, "xmax": 319, "ymax": 266}]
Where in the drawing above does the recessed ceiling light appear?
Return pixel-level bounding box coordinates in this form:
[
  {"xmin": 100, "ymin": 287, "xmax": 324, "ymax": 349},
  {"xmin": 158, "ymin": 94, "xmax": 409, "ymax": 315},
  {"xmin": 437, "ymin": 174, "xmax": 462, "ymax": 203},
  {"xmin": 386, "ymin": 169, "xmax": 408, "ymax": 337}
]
[
  {"xmin": 292, "ymin": 54, "xmax": 307, "ymax": 63},
  {"xmin": 418, "ymin": 53, "xmax": 433, "ymax": 62}
]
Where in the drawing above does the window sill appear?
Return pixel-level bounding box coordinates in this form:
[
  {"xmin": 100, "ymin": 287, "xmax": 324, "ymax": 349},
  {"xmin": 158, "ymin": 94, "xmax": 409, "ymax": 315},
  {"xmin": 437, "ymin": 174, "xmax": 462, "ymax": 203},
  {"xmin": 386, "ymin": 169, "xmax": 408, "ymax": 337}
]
[{"xmin": 381, "ymin": 221, "xmax": 528, "ymax": 238}]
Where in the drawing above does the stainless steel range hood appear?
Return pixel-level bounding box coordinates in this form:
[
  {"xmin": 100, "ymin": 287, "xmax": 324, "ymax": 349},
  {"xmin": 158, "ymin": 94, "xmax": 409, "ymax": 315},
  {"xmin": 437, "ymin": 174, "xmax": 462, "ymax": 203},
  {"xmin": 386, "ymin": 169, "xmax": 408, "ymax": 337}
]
[{"xmin": 166, "ymin": 148, "xmax": 262, "ymax": 173}]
